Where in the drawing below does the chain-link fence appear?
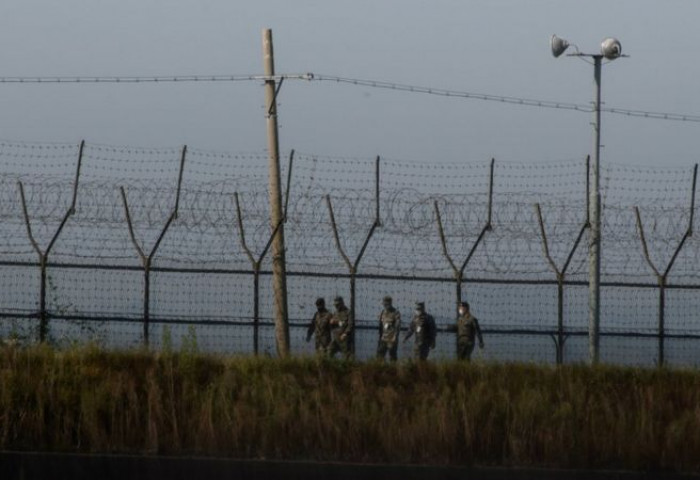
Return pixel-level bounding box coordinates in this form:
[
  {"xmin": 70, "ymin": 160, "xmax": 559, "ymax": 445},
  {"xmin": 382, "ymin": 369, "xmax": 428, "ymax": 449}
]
[{"xmin": 1, "ymin": 140, "xmax": 699, "ymax": 367}]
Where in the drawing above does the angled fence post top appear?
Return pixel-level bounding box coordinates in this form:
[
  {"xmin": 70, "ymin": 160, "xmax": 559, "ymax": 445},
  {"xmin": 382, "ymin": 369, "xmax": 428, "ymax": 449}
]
[
  {"xmin": 534, "ymin": 203, "xmax": 589, "ymax": 280},
  {"xmin": 234, "ymin": 192, "xmax": 258, "ymax": 268},
  {"xmin": 535, "ymin": 203, "xmax": 561, "ymax": 279},
  {"xmin": 434, "ymin": 199, "xmax": 459, "ymax": 277},
  {"xmin": 433, "ymin": 157, "xmax": 495, "ymax": 280},
  {"xmin": 633, "ymin": 163, "xmax": 697, "ymax": 282},
  {"xmin": 235, "ymin": 191, "xmax": 286, "ymax": 271},
  {"xmin": 120, "ymin": 186, "xmax": 147, "ymax": 266},
  {"xmin": 17, "ymin": 181, "xmax": 42, "ymax": 258},
  {"xmin": 119, "ymin": 145, "xmax": 188, "ymax": 266},
  {"xmin": 324, "ymin": 155, "xmax": 381, "ymax": 275},
  {"xmin": 234, "ymin": 149, "xmax": 295, "ymax": 270},
  {"xmin": 283, "ymin": 149, "xmax": 294, "ymax": 222},
  {"xmin": 531, "ymin": 156, "xmax": 590, "ymax": 278},
  {"xmin": 173, "ymin": 145, "xmax": 187, "ymax": 219},
  {"xmin": 16, "ymin": 140, "xmax": 85, "ymax": 259}
]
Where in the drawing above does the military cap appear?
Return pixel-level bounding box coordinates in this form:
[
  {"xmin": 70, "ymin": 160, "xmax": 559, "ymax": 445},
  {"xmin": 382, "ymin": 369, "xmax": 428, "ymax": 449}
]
[
  {"xmin": 333, "ymin": 296, "xmax": 344, "ymax": 305},
  {"xmin": 315, "ymin": 297, "xmax": 325, "ymax": 307},
  {"xmin": 382, "ymin": 295, "xmax": 393, "ymax": 304},
  {"xmin": 459, "ymin": 301, "xmax": 470, "ymax": 310},
  {"xmin": 415, "ymin": 301, "xmax": 425, "ymax": 310}
]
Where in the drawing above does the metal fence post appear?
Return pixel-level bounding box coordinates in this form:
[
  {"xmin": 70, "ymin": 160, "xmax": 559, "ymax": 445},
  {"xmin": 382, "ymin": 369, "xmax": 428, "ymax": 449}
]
[
  {"xmin": 39, "ymin": 256, "xmax": 47, "ymax": 341},
  {"xmin": 535, "ymin": 170, "xmax": 589, "ymax": 365},
  {"xmin": 120, "ymin": 146, "xmax": 186, "ymax": 347},
  {"xmin": 658, "ymin": 276, "xmax": 665, "ymax": 366},
  {"xmin": 253, "ymin": 266, "xmax": 260, "ymax": 354},
  {"xmin": 634, "ymin": 164, "xmax": 698, "ymax": 367},
  {"xmin": 234, "ymin": 151, "xmax": 293, "ymax": 355},
  {"xmin": 143, "ymin": 261, "xmax": 151, "ymax": 344},
  {"xmin": 235, "ymin": 199, "xmax": 285, "ymax": 355},
  {"xmin": 121, "ymin": 187, "xmax": 148, "ymax": 344},
  {"xmin": 434, "ymin": 158, "xmax": 493, "ymax": 339},
  {"xmin": 325, "ymin": 156, "xmax": 381, "ymax": 357},
  {"xmin": 16, "ymin": 141, "xmax": 84, "ymax": 342},
  {"xmin": 532, "ymin": 157, "xmax": 589, "ymax": 364}
]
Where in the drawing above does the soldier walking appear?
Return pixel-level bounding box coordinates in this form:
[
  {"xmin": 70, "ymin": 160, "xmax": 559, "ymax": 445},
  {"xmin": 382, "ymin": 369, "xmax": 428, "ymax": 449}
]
[
  {"xmin": 305, "ymin": 297, "xmax": 333, "ymax": 355},
  {"xmin": 403, "ymin": 302, "xmax": 437, "ymax": 361},
  {"xmin": 376, "ymin": 295, "xmax": 401, "ymax": 362},
  {"xmin": 450, "ymin": 301, "xmax": 484, "ymax": 361},
  {"xmin": 329, "ymin": 296, "xmax": 354, "ymax": 360}
]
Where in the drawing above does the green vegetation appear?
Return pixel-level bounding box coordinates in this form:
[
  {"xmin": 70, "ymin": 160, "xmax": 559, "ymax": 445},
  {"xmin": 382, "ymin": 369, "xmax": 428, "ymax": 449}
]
[{"xmin": 1, "ymin": 344, "xmax": 699, "ymax": 472}]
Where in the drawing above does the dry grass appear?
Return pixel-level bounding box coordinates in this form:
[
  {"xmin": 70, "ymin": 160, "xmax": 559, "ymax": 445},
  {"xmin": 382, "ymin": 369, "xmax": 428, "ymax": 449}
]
[{"xmin": 1, "ymin": 344, "xmax": 700, "ymax": 471}]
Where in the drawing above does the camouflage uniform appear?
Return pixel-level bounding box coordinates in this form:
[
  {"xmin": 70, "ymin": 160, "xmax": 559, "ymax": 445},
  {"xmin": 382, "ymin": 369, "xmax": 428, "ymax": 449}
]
[
  {"xmin": 404, "ymin": 302, "xmax": 436, "ymax": 361},
  {"xmin": 329, "ymin": 297, "xmax": 354, "ymax": 360},
  {"xmin": 306, "ymin": 298, "xmax": 333, "ymax": 355},
  {"xmin": 376, "ymin": 296, "xmax": 401, "ymax": 361},
  {"xmin": 450, "ymin": 302, "xmax": 484, "ymax": 361}
]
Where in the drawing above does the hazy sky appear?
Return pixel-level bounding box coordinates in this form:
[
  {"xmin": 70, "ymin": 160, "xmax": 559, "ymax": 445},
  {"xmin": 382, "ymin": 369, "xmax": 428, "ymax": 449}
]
[{"xmin": 0, "ymin": 0, "xmax": 699, "ymax": 166}]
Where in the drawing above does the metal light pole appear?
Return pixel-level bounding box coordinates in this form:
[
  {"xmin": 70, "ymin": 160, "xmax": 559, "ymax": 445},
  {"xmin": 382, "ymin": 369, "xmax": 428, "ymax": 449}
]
[
  {"xmin": 590, "ymin": 55, "xmax": 602, "ymax": 365},
  {"xmin": 551, "ymin": 35, "xmax": 625, "ymax": 365}
]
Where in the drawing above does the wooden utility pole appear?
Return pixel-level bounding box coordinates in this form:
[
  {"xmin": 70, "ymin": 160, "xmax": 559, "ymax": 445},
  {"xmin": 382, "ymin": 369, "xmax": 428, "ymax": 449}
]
[{"xmin": 262, "ymin": 28, "xmax": 290, "ymax": 356}]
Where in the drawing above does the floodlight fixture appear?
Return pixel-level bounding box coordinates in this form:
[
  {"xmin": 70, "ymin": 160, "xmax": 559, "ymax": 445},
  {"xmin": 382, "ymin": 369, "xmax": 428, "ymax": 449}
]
[
  {"xmin": 550, "ymin": 35, "xmax": 570, "ymax": 58},
  {"xmin": 600, "ymin": 37, "xmax": 622, "ymax": 60}
]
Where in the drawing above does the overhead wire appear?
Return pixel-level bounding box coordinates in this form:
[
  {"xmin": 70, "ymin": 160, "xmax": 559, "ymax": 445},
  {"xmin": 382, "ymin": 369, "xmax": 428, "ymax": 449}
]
[
  {"xmin": 0, "ymin": 73, "xmax": 313, "ymax": 84},
  {"xmin": 308, "ymin": 74, "xmax": 700, "ymax": 123},
  {"xmin": 1, "ymin": 71, "xmax": 699, "ymax": 123}
]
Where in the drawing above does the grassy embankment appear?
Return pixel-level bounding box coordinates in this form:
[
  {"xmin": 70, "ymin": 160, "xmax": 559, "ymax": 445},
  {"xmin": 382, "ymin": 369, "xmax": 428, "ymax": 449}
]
[{"xmin": 1, "ymin": 344, "xmax": 699, "ymax": 472}]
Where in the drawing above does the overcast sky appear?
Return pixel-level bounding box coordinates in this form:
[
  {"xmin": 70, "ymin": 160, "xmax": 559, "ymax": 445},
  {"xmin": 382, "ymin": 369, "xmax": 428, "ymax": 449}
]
[{"xmin": 0, "ymin": 0, "xmax": 699, "ymax": 166}]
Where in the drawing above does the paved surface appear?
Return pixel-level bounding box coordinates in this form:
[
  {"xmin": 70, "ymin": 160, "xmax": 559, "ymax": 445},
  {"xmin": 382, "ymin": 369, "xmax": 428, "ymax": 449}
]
[{"xmin": 1, "ymin": 451, "xmax": 698, "ymax": 480}]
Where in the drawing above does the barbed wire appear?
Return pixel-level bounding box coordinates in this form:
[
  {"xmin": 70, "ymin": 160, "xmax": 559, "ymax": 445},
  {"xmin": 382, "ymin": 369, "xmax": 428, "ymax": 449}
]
[
  {"xmin": 0, "ymin": 141, "xmax": 699, "ymax": 284},
  {"xmin": 4, "ymin": 142, "xmax": 700, "ymax": 364}
]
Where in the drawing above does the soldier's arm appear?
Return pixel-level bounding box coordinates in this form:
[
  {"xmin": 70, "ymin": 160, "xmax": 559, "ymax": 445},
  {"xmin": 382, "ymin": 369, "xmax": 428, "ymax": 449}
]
[
  {"xmin": 346, "ymin": 312, "xmax": 355, "ymax": 335},
  {"xmin": 403, "ymin": 320, "xmax": 414, "ymax": 342},
  {"xmin": 306, "ymin": 314, "xmax": 316, "ymax": 342},
  {"xmin": 474, "ymin": 317, "xmax": 484, "ymax": 347},
  {"xmin": 388, "ymin": 312, "xmax": 401, "ymax": 343},
  {"xmin": 338, "ymin": 312, "xmax": 353, "ymax": 340}
]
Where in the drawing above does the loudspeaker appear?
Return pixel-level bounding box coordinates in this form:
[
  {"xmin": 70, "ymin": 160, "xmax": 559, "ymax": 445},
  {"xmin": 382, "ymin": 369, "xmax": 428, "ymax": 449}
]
[
  {"xmin": 550, "ymin": 35, "xmax": 570, "ymax": 58},
  {"xmin": 601, "ymin": 38, "xmax": 622, "ymax": 60}
]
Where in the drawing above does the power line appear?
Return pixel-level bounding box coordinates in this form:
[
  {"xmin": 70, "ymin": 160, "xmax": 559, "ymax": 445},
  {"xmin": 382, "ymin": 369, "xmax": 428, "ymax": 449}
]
[
  {"xmin": 1, "ymin": 71, "xmax": 699, "ymax": 123},
  {"xmin": 602, "ymin": 107, "xmax": 700, "ymax": 123},
  {"xmin": 309, "ymin": 74, "xmax": 700, "ymax": 124},
  {"xmin": 311, "ymin": 74, "xmax": 592, "ymax": 113},
  {"xmin": 0, "ymin": 73, "xmax": 313, "ymax": 84}
]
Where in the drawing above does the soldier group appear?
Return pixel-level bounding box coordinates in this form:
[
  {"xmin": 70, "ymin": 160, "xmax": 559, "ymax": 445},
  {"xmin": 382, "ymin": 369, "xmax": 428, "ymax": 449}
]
[
  {"xmin": 305, "ymin": 296, "xmax": 354, "ymax": 360},
  {"xmin": 306, "ymin": 295, "xmax": 484, "ymax": 361}
]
